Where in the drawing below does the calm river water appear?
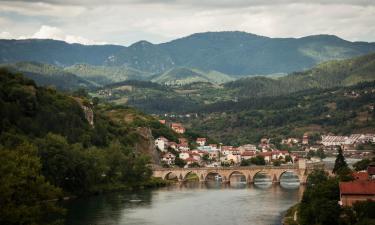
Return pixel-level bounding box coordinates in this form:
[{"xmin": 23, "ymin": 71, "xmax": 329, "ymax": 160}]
[{"xmin": 64, "ymin": 181, "xmax": 304, "ymax": 225}]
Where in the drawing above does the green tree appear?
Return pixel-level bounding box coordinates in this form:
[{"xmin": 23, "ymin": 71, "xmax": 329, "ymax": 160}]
[
  {"xmin": 250, "ymin": 155, "xmax": 266, "ymax": 165},
  {"xmin": 175, "ymin": 157, "xmax": 187, "ymax": 168},
  {"xmin": 333, "ymin": 147, "xmax": 348, "ymax": 174},
  {"xmin": 298, "ymin": 170, "xmax": 341, "ymax": 225},
  {"xmin": 316, "ymin": 149, "xmax": 326, "ymax": 159},
  {"xmin": 0, "ymin": 144, "xmax": 64, "ymax": 225},
  {"xmin": 353, "ymin": 158, "xmax": 373, "ymax": 171}
]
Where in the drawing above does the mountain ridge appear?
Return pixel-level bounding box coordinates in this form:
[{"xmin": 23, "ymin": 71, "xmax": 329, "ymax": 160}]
[{"xmin": 1, "ymin": 31, "xmax": 375, "ymax": 76}]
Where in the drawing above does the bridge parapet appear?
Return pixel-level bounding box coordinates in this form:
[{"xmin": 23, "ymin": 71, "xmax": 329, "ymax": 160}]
[{"xmin": 153, "ymin": 165, "xmax": 316, "ymax": 184}]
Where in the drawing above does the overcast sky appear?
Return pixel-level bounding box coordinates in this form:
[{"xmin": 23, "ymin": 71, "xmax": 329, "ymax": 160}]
[{"xmin": 0, "ymin": 0, "xmax": 374, "ymax": 45}]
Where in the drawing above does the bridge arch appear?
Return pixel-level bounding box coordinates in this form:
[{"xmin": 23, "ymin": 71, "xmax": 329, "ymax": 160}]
[
  {"xmin": 183, "ymin": 171, "xmax": 200, "ymax": 182},
  {"xmin": 279, "ymin": 170, "xmax": 300, "ymax": 188},
  {"xmin": 228, "ymin": 171, "xmax": 247, "ymax": 183},
  {"xmin": 164, "ymin": 171, "xmax": 179, "ymax": 181},
  {"xmin": 204, "ymin": 171, "xmax": 223, "ymax": 182},
  {"xmin": 253, "ymin": 170, "xmax": 273, "ymax": 187}
]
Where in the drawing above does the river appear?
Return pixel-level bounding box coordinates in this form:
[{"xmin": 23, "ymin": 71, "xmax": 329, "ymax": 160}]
[{"xmin": 64, "ymin": 180, "xmax": 304, "ymax": 225}]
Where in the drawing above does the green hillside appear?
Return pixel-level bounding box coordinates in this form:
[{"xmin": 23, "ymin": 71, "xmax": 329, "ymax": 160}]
[
  {"xmin": 96, "ymin": 53, "xmax": 375, "ymax": 114},
  {"xmin": 0, "ymin": 69, "xmax": 177, "ymax": 224},
  {"xmin": 1, "ymin": 62, "xmax": 97, "ymax": 90},
  {"xmin": 1, "ymin": 32, "xmax": 374, "ymax": 76},
  {"xmin": 151, "ymin": 67, "xmax": 234, "ymax": 85},
  {"xmin": 65, "ymin": 64, "xmax": 151, "ymax": 85},
  {"xmin": 185, "ymin": 82, "xmax": 375, "ymax": 145},
  {"xmin": 225, "ymin": 52, "xmax": 375, "ymax": 97}
]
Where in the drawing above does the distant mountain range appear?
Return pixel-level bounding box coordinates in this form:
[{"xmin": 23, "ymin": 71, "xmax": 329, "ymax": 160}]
[
  {"xmin": 1, "ymin": 31, "xmax": 375, "ymax": 76},
  {"xmin": 92, "ymin": 52, "xmax": 375, "ymax": 114}
]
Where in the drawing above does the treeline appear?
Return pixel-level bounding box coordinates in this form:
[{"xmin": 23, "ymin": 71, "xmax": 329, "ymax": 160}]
[
  {"xmin": 0, "ymin": 70, "xmax": 167, "ymax": 225},
  {"xmin": 188, "ymin": 81, "xmax": 375, "ymax": 145},
  {"xmin": 224, "ymin": 52, "xmax": 375, "ymax": 98}
]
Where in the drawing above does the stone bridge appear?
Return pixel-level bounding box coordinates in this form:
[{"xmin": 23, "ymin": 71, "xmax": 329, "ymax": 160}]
[{"xmin": 153, "ymin": 163, "xmax": 325, "ymax": 184}]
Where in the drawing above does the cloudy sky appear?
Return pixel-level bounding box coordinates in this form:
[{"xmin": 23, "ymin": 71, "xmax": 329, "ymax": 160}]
[{"xmin": 0, "ymin": 0, "xmax": 374, "ymax": 45}]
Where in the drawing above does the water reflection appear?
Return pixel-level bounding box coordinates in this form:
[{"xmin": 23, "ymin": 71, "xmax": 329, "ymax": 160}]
[
  {"xmin": 254, "ymin": 172, "xmax": 273, "ymax": 188},
  {"xmin": 280, "ymin": 171, "xmax": 300, "ymax": 189},
  {"xmin": 64, "ymin": 181, "xmax": 304, "ymax": 225}
]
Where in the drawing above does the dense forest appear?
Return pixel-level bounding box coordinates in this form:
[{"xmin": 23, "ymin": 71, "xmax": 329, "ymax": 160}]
[
  {"xmin": 185, "ymin": 82, "xmax": 375, "ymax": 145},
  {"xmin": 0, "ymin": 69, "xmax": 177, "ymax": 225}
]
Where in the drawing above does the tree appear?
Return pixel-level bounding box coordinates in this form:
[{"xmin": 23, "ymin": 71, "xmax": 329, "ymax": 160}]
[
  {"xmin": 240, "ymin": 159, "xmax": 252, "ymax": 166},
  {"xmin": 174, "ymin": 157, "xmax": 186, "ymax": 168},
  {"xmin": 285, "ymin": 155, "xmax": 293, "ymax": 163},
  {"xmin": 307, "ymin": 150, "xmax": 315, "ymax": 159},
  {"xmin": 353, "ymin": 158, "xmax": 373, "ymax": 171},
  {"xmin": 298, "ymin": 170, "xmax": 341, "ymax": 225},
  {"xmin": 188, "ymin": 162, "xmax": 200, "ymax": 168},
  {"xmin": 316, "ymin": 149, "xmax": 326, "ymax": 159},
  {"xmin": 0, "ymin": 144, "xmax": 64, "ymax": 225},
  {"xmin": 251, "ymin": 155, "xmax": 266, "ymax": 165},
  {"xmin": 333, "ymin": 147, "xmax": 348, "ymax": 174}
]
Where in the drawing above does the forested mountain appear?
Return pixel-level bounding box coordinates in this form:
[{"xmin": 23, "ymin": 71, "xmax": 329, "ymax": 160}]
[
  {"xmin": 186, "ymin": 82, "xmax": 375, "ymax": 145},
  {"xmin": 0, "ymin": 39, "xmax": 124, "ymax": 66},
  {"xmin": 97, "ymin": 52, "xmax": 375, "ymax": 114},
  {"xmin": 2, "ymin": 62, "xmax": 97, "ymax": 90},
  {"xmin": 225, "ymin": 52, "xmax": 375, "ymax": 97},
  {"xmin": 1, "ymin": 31, "xmax": 374, "ymax": 76}
]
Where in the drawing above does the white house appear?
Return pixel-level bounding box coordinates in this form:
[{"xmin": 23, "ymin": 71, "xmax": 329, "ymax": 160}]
[
  {"xmin": 179, "ymin": 151, "xmax": 190, "ymax": 160},
  {"xmin": 155, "ymin": 136, "xmax": 169, "ymax": 152}
]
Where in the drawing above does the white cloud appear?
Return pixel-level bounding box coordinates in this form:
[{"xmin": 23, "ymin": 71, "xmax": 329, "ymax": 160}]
[
  {"xmin": 0, "ymin": 1, "xmax": 374, "ymax": 45},
  {"xmin": 26, "ymin": 25, "xmax": 104, "ymax": 45},
  {"xmin": 0, "ymin": 31, "xmax": 12, "ymax": 39}
]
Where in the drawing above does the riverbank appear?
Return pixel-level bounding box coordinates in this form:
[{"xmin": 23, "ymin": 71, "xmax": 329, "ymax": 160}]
[{"xmin": 282, "ymin": 204, "xmax": 299, "ymax": 225}]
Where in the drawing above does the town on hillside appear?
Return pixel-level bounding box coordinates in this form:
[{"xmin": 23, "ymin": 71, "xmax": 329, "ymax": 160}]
[{"xmin": 155, "ymin": 120, "xmax": 375, "ymax": 168}]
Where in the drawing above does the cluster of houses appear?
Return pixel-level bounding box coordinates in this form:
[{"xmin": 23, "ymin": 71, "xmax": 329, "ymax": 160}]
[{"xmin": 155, "ymin": 135, "xmax": 298, "ymax": 168}]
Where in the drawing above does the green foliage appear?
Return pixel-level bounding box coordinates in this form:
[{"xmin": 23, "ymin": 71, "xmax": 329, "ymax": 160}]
[
  {"xmin": 298, "ymin": 170, "xmax": 341, "ymax": 225},
  {"xmin": 0, "ymin": 143, "xmax": 64, "ymax": 225},
  {"xmin": 250, "ymin": 155, "xmax": 266, "ymax": 165},
  {"xmin": 316, "ymin": 149, "xmax": 326, "ymax": 159},
  {"xmin": 188, "ymin": 162, "xmax": 201, "ymax": 168},
  {"xmin": 353, "ymin": 158, "xmax": 375, "ymax": 171},
  {"xmin": 333, "ymin": 147, "xmax": 349, "ymax": 174},
  {"xmin": 0, "ymin": 70, "xmax": 157, "ymax": 224},
  {"xmin": 175, "ymin": 157, "xmax": 187, "ymax": 168}
]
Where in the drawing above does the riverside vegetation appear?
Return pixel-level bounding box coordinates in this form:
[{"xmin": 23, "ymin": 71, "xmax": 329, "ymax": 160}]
[
  {"xmin": 284, "ymin": 150, "xmax": 375, "ymax": 225},
  {"xmin": 0, "ymin": 69, "xmax": 182, "ymax": 225}
]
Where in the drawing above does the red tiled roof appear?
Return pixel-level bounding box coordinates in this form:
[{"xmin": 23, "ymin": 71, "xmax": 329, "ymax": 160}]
[
  {"xmin": 259, "ymin": 152, "xmax": 272, "ymax": 156},
  {"xmin": 241, "ymin": 152, "xmax": 255, "ymax": 156},
  {"xmin": 340, "ymin": 181, "xmax": 375, "ymax": 195},
  {"xmin": 352, "ymin": 171, "xmax": 369, "ymax": 181}
]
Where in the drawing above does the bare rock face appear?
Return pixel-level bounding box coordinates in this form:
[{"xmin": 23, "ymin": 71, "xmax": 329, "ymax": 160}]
[
  {"xmin": 81, "ymin": 105, "xmax": 94, "ymax": 127},
  {"xmin": 73, "ymin": 97, "xmax": 94, "ymax": 127},
  {"xmin": 135, "ymin": 127, "xmax": 161, "ymax": 165}
]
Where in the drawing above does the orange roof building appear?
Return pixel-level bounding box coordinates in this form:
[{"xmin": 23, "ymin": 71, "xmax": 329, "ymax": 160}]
[{"xmin": 339, "ymin": 181, "xmax": 375, "ymax": 206}]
